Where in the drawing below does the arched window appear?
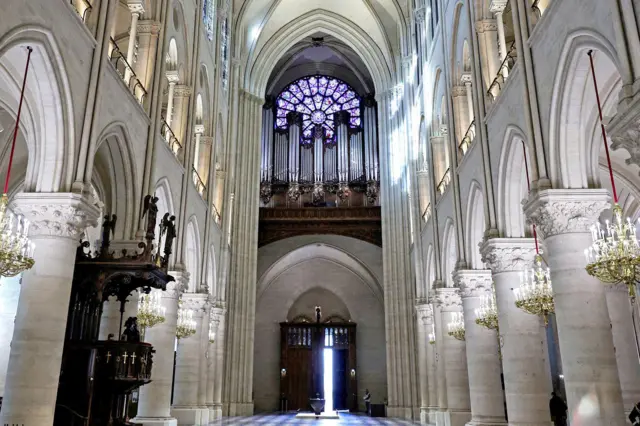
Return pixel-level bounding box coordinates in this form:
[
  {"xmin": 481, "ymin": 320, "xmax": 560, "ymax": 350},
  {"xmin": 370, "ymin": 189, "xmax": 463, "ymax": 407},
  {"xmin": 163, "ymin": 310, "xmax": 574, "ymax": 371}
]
[
  {"xmin": 221, "ymin": 17, "xmax": 229, "ymax": 91},
  {"xmin": 203, "ymin": 0, "xmax": 216, "ymax": 41},
  {"xmin": 275, "ymin": 75, "xmax": 361, "ymax": 145}
]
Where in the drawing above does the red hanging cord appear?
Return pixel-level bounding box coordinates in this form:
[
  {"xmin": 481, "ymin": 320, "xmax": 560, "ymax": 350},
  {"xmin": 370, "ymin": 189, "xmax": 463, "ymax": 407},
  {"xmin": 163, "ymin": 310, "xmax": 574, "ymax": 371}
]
[
  {"xmin": 588, "ymin": 50, "xmax": 618, "ymax": 204},
  {"xmin": 4, "ymin": 46, "xmax": 33, "ymax": 195},
  {"xmin": 522, "ymin": 140, "xmax": 540, "ymax": 254}
]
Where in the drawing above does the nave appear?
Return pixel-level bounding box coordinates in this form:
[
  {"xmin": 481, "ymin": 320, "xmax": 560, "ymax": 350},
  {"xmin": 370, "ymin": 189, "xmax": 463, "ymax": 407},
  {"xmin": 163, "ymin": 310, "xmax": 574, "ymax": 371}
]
[{"xmin": 212, "ymin": 413, "xmax": 422, "ymax": 425}]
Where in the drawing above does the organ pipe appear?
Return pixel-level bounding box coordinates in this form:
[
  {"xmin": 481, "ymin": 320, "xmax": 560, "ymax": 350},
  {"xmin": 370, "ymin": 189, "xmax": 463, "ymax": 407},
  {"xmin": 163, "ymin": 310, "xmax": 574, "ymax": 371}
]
[
  {"xmin": 314, "ymin": 136, "xmax": 323, "ymax": 183},
  {"xmin": 287, "ymin": 112, "xmax": 301, "ymax": 183},
  {"xmin": 261, "ymin": 106, "xmax": 274, "ymax": 182}
]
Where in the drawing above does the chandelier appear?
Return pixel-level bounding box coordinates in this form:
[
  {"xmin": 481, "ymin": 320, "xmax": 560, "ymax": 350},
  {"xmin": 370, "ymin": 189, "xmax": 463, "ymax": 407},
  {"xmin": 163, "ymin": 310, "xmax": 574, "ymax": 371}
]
[
  {"xmin": 428, "ymin": 324, "xmax": 436, "ymax": 345},
  {"xmin": 447, "ymin": 312, "xmax": 465, "ymax": 341},
  {"xmin": 137, "ymin": 290, "xmax": 166, "ymax": 340},
  {"xmin": 515, "ymin": 254, "xmax": 554, "ymax": 326},
  {"xmin": 0, "ymin": 47, "xmax": 35, "ymax": 277},
  {"xmin": 475, "ymin": 284, "xmax": 499, "ymax": 330},
  {"xmin": 584, "ymin": 50, "xmax": 640, "ymax": 299},
  {"xmin": 176, "ymin": 305, "xmax": 197, "ymax": 339},
  {"xmin": 209, "ymin": 321, "xmax": 216, "ymax": 344}
]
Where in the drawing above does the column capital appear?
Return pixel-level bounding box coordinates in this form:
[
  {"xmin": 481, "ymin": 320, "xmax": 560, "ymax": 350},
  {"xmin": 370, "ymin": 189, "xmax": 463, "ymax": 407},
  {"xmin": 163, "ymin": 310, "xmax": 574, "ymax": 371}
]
[
  {"xmin": 415, "ymin": 302, "xmax": 434, "ymax": 325},
  {"xmin": 181, "ymin": 292, "xmax": 210, "ymax": 313},
  {"xmin": 523, "ymin": 188, "xmax": 610, "ymax": 239},
  {"xmin": 201, "ymin": 136, "xmax": 214, "ymax": 146},
  {"xmin": 127, "ymin": 0, "xmax": 145, "ymax": 14},
  {"xmin": 10, "ymin": 192, "xmax": 100, "ymax": 239},
  {"xmin": 451, "ymin": 85, "xmax": 467, "ymax": 97},
  {"xmin": 174, "ymin": 85, "xmax": 192, "ymax": 97},
  {"xmin": 479, "ymin": 238, "xmax": 537, "ymax": 273},
  {"xmin": 166, "ymin": 70, "xmax": 180, "ymax": 84},
  {"xmin": 475, "ymin": 19, "xmax": 497, "ymax": 33},
  {"xmin": 195, "ymin": 124, "xmax": 206, "ymax": 135},
  {"xmin": 167, "ymin": 269, "xmax": 189, "ymax": 298},
  {"xmin": 137, "ymin": 20, "xmax": 161, "ymax": 35},
  {"xmin": 414, "ymin": 7, "xmax": 426, "ymax": 23},
  {"xmin": 215, "ymin": 170, "xmax": 227, "ymax": 179},
  {"xmin": 453, "ymin": 269, "xmax": 493, "ymax": 299},
  {"xmin": 460, "ymin": 73, "xmax": 473, "ymax": 85},
  {"xmin": 434, "ymin": 287, "xmax": 462, "ymax": 312},
  {"xmin": 489, "ymin": 0, "xmax": 508, "ymax": 13}
]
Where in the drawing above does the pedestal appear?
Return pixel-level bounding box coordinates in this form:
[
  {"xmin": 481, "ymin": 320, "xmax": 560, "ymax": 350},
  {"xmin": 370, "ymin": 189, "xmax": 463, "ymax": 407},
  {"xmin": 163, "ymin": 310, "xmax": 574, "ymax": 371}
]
[
  {"xmin": 480, "ymin": 238, "xmax": 552, "ymax": 426},
  {"xmin": 0, "ymin": 193, "xmax": 100, "ymax": 426},
  {"xmin": 525, "ymin": 189, "xmax": 626, "ymax": 426},
  {"xmin": 455, "ymin": 270, "xmax": 507, "ymax": 426}
]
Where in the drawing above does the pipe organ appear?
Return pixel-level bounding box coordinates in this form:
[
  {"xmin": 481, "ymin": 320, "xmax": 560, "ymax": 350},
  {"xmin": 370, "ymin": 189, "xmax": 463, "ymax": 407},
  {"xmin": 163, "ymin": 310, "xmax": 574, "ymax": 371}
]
[{"xmin": 260, "ymin": 75, "xmax": 380, "ymax": 207}]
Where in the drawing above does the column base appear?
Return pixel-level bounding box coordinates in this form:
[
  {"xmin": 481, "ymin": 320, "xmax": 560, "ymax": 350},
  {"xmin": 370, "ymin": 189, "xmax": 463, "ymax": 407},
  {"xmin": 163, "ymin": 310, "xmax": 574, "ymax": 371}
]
[
  {"xmin": 421, "ymin": 407, "xmax": 430, "ymax": 424},
  {"xmin": 171, "ymin": 406, "xmax": 210, "ymax": 425},
  {"xmin": 130, "ymin": 417, "xmax": 178, "ymax": 426},
  {"xmin": 208, "ymin": 403, "xmax": 223, "ymax": 420},
  {"xmin": 436, "ymin": 410, "xmax": 471, "ymax": 426},
  {"xmin": 428, "ymin": 407, "xmax": 439, "ymax": 424},
  {"xmin": 387, "ymin": 405, "xmax": 413, "ymax": 419},
  {"xmin": 225, "ymin": 402, "xmax": 253, "ymax": 417}
]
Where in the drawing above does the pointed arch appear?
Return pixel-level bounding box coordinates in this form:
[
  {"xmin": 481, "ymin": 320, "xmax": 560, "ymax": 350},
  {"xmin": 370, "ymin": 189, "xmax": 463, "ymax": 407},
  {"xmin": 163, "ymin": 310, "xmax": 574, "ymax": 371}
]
[
  {"xmin": 441, "ymin": 218, "xmax": 456, "ymax": 287},
  {"xmin": 206, "ymin": 244, "xmax": 217, "ymax": 297},
  {"xmin": 465, "ymin": 180, "xmax": 485, "ymax": 269},
  {"xmin": 184, "ymin": 216, "xmax": 202, "ymax": 292}
]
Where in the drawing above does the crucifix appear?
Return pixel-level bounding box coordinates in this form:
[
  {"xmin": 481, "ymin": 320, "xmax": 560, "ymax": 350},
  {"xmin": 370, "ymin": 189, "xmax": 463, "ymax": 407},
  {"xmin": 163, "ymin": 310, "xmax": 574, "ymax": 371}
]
[
  {"xmin": 123, "ymin": 351, "xmax": 129, "ymax": 364},
  {"xmin": 106, "ymin": 351, "xmax": 112, "ymax": 363},
  {"xmin": 131, "ymin": 352, "xmax": 137, "ymax": 365}
]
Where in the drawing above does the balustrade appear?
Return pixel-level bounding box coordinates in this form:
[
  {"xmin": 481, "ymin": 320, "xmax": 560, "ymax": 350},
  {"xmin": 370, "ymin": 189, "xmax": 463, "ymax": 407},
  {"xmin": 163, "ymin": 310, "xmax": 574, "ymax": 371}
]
[
  {"xmin": 437, "ymin": 168, "xmax": 452, "ymax": 196},
  {"xmin": 423, "ymin": 203, "xmax": 432, "ymax": 224},
  {"xmin": 458, "ymin": 120, "xmax": 476, "ymax": 159},
  {"xmin": 211, "ymin": 204, "xmax": 222, "ymax": 226},
  {"xmin": 192, "ymin": 168, "xmax": 207, "ymax": 198},
  {"xmin": 108, "ymin": 38, "xmax": 147, "ymax": 106},
  {"xmin": 70, "ymin": 0, "xmax": 92, "ymax": 22},
  {"xmin": 160, "ymin": 118, "xmax": 182, "ymax": 158},
  {"xmin": 486, "ymin": 42, "xmax": 517, "ymax": 103}
]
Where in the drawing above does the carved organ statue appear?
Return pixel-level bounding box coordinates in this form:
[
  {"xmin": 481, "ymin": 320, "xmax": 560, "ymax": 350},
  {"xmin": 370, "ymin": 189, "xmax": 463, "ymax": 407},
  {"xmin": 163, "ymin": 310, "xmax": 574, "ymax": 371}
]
[{"xmin": 260, "ymin": 75, "xmax": 380, "ymax": 207}]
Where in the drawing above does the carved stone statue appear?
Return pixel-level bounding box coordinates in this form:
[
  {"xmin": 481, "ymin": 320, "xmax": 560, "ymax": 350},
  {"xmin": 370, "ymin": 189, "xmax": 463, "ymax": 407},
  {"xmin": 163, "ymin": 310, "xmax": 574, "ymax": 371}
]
[
  {"xmin": 101, "ymin": 214, "xmax": 117, "ymax": 251},
  {"xmin": 315, "ymin": 306, "xmax": 321, "ymax": 323},
  {"xmin": 163, "ymin": 214, "xmax": 177, "ymax": 265},
  {"xmin": 121, "ymin": 316, "xmax": 141, "ymax": 343},
  {"xmin": 142, "ymin": 195, "xmax": 159, "ymax": 240}
]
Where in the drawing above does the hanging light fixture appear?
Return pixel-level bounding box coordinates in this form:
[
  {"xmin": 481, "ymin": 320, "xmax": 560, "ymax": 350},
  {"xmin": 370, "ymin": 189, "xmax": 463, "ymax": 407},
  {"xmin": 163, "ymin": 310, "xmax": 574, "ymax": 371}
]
[
  {"xmin": 0, "ymin": 47, "xmax": 35, "ymax": 277},
  {"xmin": 428, "ymin": 323, "xmax": 436, "ymax": 345},
  {"xmin": 137, "ymin": 290, "xmax": 166, "ymax": 340},
  {"xmin": 208, "ymin": 320, "xmax": 216, "ymax": 344},
  {"xmin": 584, "ymin": 50, "xmax": 640, "ymax": 299},
  {"xmin": 176, "ymin": 304, "xmax": 197, "ymax": 339},
  {"xmin": 513, "ymin": 140, "xmax": 555, "ymax": 325},
  {"xmin": 475, "ymin": 284, "xmax": 499, "ymax": 330},
  {"xmin": 447, "ymin": 312, "xmax": 465, "ymax": 341}
]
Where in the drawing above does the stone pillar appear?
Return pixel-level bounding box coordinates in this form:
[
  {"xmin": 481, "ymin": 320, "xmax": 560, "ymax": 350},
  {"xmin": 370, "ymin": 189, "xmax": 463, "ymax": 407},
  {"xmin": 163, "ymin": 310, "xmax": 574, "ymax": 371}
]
[
  {"xmin": 214, "ymin": 170, "xmax": 226, "ymax": 215},
  {"xmin": 165, "ymin": 71, "xmax": 179, "ymax": 130},
  {"xmin": 416, "ymin": 302, "xmax": 431, "ymax": 424},
  {"xmin": 124, "ymin": 1, "xmax": 144, "ymax": 84},
  {"xmin": 474, "ymin": 20, "xmax": 500, "ymax": 89},
  {"xmin": 455, "ymin": 270, "xmax": 507, "ymax": 426},
  {"xmin": 524, "ymin": 189, "xmax": 626, "ymax": 426},
  {"xmin": 133, "ymin": 271, "xmax": 186, "ymax": 426},
  {"xmin": 480, "ymin": 238, "xmax": 552, "ymax": 425},
  {"xmin": 172, "ymin": 85, "xmax": 192, "ymax": 146},
  {"xmin": 172, "ymin": 292, "xmax": 209, "ymax": 425},
  {"xmin": 490, "ymin": 0, "xmax": 509, "ymax": 78},
  {"xmin": 425, "ymin": 299, "xmax": 438, "ymax": 424},
  {"xmin": 461, "ymin": 74, "xmax": 474, "ymax": 124},
  {"xmin": 135, "ymin": 20, "xmax": 161, "ymax": 91},
  {"xmin": 0, "ymin": 275, "xmax": 21, "ymax": 397},
  {"xmin": 604, "ymin": 284, "xmax": 640, "ymax": 414},
  {"xmin": 197, "ymin": 300, "xmax": 211, "ymax": 409},
  {"xmin": 0, "ymin": 193, "xmax": 100, "ymax": 425},
  {"xmin": 210, "ymin": 304, "xmax": 225, "ymax": 419},
  {"xmin": 434, "ymin": 287, "xmax": 471, "ymax": 426}
]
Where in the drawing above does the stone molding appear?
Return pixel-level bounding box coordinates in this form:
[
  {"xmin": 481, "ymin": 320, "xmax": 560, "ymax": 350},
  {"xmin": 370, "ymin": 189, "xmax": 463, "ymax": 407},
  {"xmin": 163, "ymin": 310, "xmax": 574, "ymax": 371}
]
[
  {"xmin": 167, "ymin": 269, "xmax": 190, "ymax": 298},
  {"xmin": 414, "ymin": 6, "xmax": 426, "ymax": 23},
  {"xmin": 480, "ymin": 238, "xmax": 537, "ymax": 273},
  {"xmin": 460, "ymin": 73, "xmax": 473, "ymax": 85},
  {"xmin": 475, "ymin": 19, "xmax": 498, "ymax": 33},
  {"xmin": 489, "ymin": 0, "xmax": 508, "ymax": 13},
  {"xmin": 174, "ymin": 85, "xmax": 192, "ymax": 97},
  {"xmin": 453, "ymin": 269, "xmax": 493, "ymax": 299},
  {"xmin": 166, "ymin": 70, "xmax": 180, "ymax": 83},
  {"xmin": 137, "ymin": 20, "xmax": 161, "ymax": 35},
  {"xmin": 523, "ymin": 189, "xmax": 610, "ymax": 239},
  {"xmin": 10, "ymin": 192, "xmax": 100, "ymax": 239},
  {"xmin": 451, "ymin": 85, "xmax": 467, "ymax": 97},
  {"xmin": 201, "ymin": 136, "xmax": 214, "ymax": 146},
  {"xmin": 434, "ymin": 288, "xmax": 462, "ymax": 312},
  {"xmin": 181, "ymin": 292, "xmax": 210, "ymax": 314},
  {"xmin": 415, "ymin": 303, "xmax": 434, "ymax": 325}
]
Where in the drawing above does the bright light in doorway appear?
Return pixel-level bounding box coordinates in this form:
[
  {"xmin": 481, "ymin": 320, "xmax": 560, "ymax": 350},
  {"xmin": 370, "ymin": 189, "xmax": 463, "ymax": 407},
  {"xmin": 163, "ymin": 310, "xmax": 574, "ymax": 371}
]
[{"xmin": 323, "ymin": 348, "xmax": 333, "ymax": 413}]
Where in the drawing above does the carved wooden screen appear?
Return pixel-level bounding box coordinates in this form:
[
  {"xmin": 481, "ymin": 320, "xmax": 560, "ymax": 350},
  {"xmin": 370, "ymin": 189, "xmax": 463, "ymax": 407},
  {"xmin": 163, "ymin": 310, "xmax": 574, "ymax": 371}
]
[{"xmin": 280, "ymin": 322, "xmax": 357, "ymax": 412}]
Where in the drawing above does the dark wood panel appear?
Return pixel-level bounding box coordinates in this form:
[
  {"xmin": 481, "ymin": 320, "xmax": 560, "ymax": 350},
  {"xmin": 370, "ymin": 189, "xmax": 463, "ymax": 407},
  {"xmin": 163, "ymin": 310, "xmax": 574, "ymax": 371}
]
[{"xmin": 287, "ymin": 348, "xmax": 312, "ymax": 411}]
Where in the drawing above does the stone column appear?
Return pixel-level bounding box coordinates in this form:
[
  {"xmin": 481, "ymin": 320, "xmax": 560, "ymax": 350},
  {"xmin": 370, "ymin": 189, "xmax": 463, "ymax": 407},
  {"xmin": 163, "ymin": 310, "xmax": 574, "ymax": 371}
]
[
  {"xmin": 0, "ymin": 276, "xmax": 22, "ymax": 397},
  {"xmin": 210, "ymin": 304, "xmax": 225, "ymax": 419},
  {"xmin": 172, "ymin": 292, "xmax": 209, "ymax": 425},
  {"xmin": 197, "ymin": 299, "xmax": 211, "ymax": 409},
  {"xmin": 434, "ymin": 287, "xmax": 471, "ymax": 426},
  {"xmin": 124, "ymin": 1, "xmax": 144, "ymax": 84},
  {"xmin": 604, "ymin": 284, "xmax": 640, "ymax": 414},
  {"xmin": 135, "ymin": 20, "xmax": 161, "ymax": 91},
  {"xmin": 524, "ymin": 189, "xmax": 626, "ymax": 426},
  {"xmin": 213, "ymin": 170, "xmax": 226, "ymax": 216},
  {"xmin": 474, "ymin": 20, "xmax": 500, "ymax": 89},
  {"xmin": 0, "ymin": 193, "xmax": 100, "ymax": 426},
  {"xmin": 480, "ymin": 238, "xmax": 551, "ymax": 425},
  {"xmin": 165, "ymin": 71, "xmax": 179, "ymax": 130},
  {"xmin": 133, "ymin": 271, "xmax": 186, "ymax": 426},
  {"xmin": 425, "ymin": 299, "xmax": 438, "ymax": 424},
  {"xmin": 172, "ymin": 85, "xmax": 192, "ymax": 147},
  {"xmin": 455, "ymin": 270, "xmax": 507, "ymax": 426},
  {"xmin": 416, "ymin": 302, "xmax": 431, "ymax": 424},
  {"xmin": 490, "ymin": 0, "xmax": 509, "ymax": 78},
  {"xmin": 206, "ymin": 307, "xmax": 220, "ymax": 417},
  {"xmin": 432, "ymin": 295, "xmax": 448, "ymax": 423},
  {"xmin": 461, "ymin": 74, "xmax": 474, "ymax": 124}
]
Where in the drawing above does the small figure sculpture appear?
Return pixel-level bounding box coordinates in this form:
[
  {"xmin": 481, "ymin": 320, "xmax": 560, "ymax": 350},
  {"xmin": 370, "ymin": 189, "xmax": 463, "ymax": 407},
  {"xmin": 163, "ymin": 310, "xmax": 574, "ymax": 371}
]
[
  {"xmin": 163, "ymin": 214, "xmax": 177, "ymax": 265},
  {"xmin": 315, "ymin": 306, "xmax": 322, "ymax": 323},
  {"xmin": 121, "ymin": 316, "xmax": 141, "ymax": 343},
  {"xmin": 101, "ymin": 214, "xmax": 117, "ymax": 251},
  {"xmin": 142, "ymin": 195, "xmax": 159, "ymax": 240}
]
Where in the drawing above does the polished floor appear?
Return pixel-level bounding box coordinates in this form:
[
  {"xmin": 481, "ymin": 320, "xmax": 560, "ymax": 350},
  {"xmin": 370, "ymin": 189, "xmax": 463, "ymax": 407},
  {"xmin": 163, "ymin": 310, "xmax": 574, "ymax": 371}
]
[{"xmin": 210, "ymin": 412, "xmax": 423, "ymax": 425}]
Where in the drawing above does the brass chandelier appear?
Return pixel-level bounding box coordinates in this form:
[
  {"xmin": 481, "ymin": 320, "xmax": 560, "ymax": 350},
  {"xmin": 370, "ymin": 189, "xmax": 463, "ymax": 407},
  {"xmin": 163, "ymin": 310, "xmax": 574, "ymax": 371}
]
[
  {"xmin": 0, "ymin": 47, "xmax": 36, "ymax": 277},
  {"xmin": 428, "ymin": 324, "xmax": 436, "ymax": 345},
  {"xmin": 137, "ymin": 290, "xmax": 166, "ymax": 340},
  {"xmin": 513, "ymin": 140, "xmax": 555, "ymax": 325},
  {"xmin": 209, "ymin": 320, "xmax": 216, "ymax": 343},
  {"xmin": 584, "ymin": 50, "xmax": 640, "ymax": 299},
  {"xmin": 176, "ymin": 304, "xmax": 197, "ymax": 339},
  {"xmin": 447, "ymin": 312, "xmax": 465, "ymax": 341},
  {"xmin": 475, "ymin": 284, "xmax": 499, "ymax": 330}
]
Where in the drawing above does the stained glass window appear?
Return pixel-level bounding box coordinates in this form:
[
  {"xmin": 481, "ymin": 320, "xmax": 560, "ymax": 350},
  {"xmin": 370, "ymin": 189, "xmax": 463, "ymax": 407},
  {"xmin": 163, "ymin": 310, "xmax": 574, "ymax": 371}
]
[
  {"xmin": 275, "ymin": 75, "xmax": 362, "ymax": 144},
  {"xmin": 221, "ymin": 17, "xmax": 229, "ymax": 91},
  {"xmin": 203, "ymin": 0, "xmax": 216, "ymax": 41}
]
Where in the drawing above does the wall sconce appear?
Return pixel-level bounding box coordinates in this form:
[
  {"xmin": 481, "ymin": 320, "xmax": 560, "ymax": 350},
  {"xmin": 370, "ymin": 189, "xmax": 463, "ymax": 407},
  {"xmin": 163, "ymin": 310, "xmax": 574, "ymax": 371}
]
[
  {"xmin": 350, "ymin": 369, "xmax": 356, "ymax": 378},
  {"xmin": 281, "ymin": 368, "xmax": 287, "ymax": 378}
]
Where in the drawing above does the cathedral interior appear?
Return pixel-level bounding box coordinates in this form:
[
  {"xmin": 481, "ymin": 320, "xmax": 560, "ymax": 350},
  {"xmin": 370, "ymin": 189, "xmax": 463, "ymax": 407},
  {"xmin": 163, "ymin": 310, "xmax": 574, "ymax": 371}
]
[{"xmin": 1, "ymin": 0, "xmax": 640, "ymax": 425}]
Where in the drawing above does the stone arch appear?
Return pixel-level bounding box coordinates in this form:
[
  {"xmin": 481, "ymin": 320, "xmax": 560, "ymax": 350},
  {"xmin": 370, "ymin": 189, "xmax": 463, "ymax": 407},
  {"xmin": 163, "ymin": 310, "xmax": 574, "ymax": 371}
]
[
  {"xmin": 166, "ymin": 38, "xmax": 178, "ymax": 72},
  {"xmin": 154, "ymin": 176, "xmax": 176, "ymax": 266},
  {"xmin": 206, "ymin": 244, "xmax": 217, "ymax": 297},
  {"xmin": 548, "ymin": 29, "xmax": 620, "ymax": 189},
  {"xmin": 92, "ymin": 121, "xmax": 138, "ymax": 240},
  {"xmin": 497, "ymin": 125, "xmax": 531, "ymax": 238},
  {"xmin": 441, "ymin": 218, "xmax": 456, "ymax": 287},
  {"xmin": 465, "ymin": 180, "xmax": 485, "ymax": 269},
  {"xmin": 449, "ymin": 1, "xmax": 466, "ymax": 82},
  {"xmin": 166, "ymin": 1, "xmax": 190, "ymax": 82},
  {"xmin": 184, "ymin": 216, "xmax": 201, "ymax": 292},
  {"xmin": 425, "ymin": 243, "xmax": 435, "ymax": 290},
  {"xmin": 0, "ymin": 25, "xmax": 77, "ymax": 193}
]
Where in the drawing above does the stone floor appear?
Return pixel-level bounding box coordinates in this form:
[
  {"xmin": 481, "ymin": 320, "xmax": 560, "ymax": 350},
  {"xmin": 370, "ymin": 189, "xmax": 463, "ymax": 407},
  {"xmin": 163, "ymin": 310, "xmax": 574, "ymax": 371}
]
[{"xmin": 209, "ymin": 412, "xmax": 423, "ymax": 425}]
